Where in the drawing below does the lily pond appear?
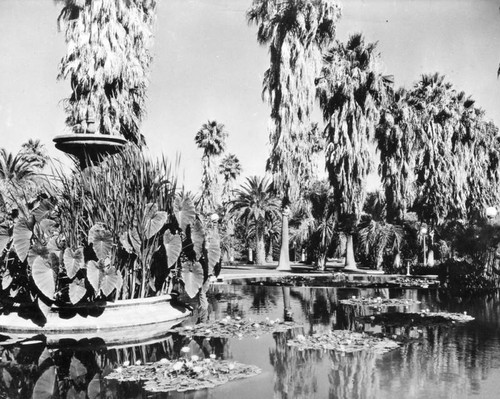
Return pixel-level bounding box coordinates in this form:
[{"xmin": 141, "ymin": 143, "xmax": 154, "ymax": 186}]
[{"xmin": 1, "ymin": 283, "xmax": 500, "ymax": 398}]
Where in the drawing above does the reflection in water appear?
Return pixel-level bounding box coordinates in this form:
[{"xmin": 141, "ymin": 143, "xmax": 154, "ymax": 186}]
[
  {"xmin": 270, "ymin": 330, "xmax": 323, "ymax": 398},
  {"xmin": 2, "ymin": 288, "xmax": 500, "ymax": 398}
]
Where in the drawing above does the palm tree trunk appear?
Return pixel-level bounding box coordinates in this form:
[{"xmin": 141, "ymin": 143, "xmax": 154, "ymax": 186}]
[
  {"xmin": 344, "ymin": 233, "xmax": 357, "ymax": 270},
  {"xmin": 266, "ymin": 239, "xmax": 274, "ymax": 263},
  {"xmin": 283, "ymin": 286, "xmax": 293, "ymax": 321},
  {"xmin": 277, "ymin": 207, "xmax": 291, "ymax": 271},
  {"xmin": 255, "ymin": 224, "xmax": 266, "ymax": 265},
  {"xmin": 316, "ymin": 253, "xmax": 327, "ymax": 271}
]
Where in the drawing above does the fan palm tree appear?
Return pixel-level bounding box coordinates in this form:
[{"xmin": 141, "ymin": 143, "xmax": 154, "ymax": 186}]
[
  {"xmin": 219, "ymin": 154, "xmax": 242, "ymax": 205},
  {"xmin": 195, "ymin": 120, "xmax": 228, "ymax": 214},
  {"xmin": 406, "ymin": 73, "xmax": 499, "ymax": 226},
  {"xmin": 229, "ymin": 176, "xmax": 281, "ymax": 265},
  {"xmin": 317, "ymin": 33, "xmax": 391, "ymax": 270},
  {"xmin": 57, "ymin": 0, "xmax": 157, "ymax": 145},
  {"xmin": 247, "ymin": 0, "xmax": 341, "ymax": 271},
  {"xmin": 376, "ymin": 88, "xmax": 417, "ymax": 223}
]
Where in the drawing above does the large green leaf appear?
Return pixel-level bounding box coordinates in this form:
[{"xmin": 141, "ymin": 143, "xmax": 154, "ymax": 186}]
[
  {"xmin": 69, "ymin": 278, "xmax": 87, "ymax": 304},
  {"xmin": 191, "ymin": 219, "xmax": 205, "ymax": 259},
  {"xmin": 181, "ymin": 261, "xmax": 204, "ymax": 298},
  {"xmin": 33, "ymin": 366, "xmax": 57, "ymax": 399},
  {"xmin": 32, "ymin": 256, "xmax": 56, "ymax": 300},
  {"xmin": 13, "ymin": 218, "xmax": 32, "ymax": 261},
  {"xmin": 86, "ymin": 260, "xmax": 101, "ymax": 293},
  {"xmin": 32, "ymin": 199, "xmax": 55, "ymax": 223},
  {"xmin": 206, "ymin": 229, "xmax": 221, "ymax": 275},
  {"xmin": 88, "ymin": 224, "xmax": 113, "ymax": 260},
  {"xmin": 100, "ymin": 267, "xmax": 122, "ymax": 297},
  {"xmin": 27, "ymin": 243, "xmax": 49, "ymax": 267},
  {"xmin": 39, "ymin": 219, "xmax": 57, "ymax": 236},
  {"xmin": 0, "ymin": 223, "xmax": 10, "ymax": 253},
  {"xmin": 1, "ymin": 271, "xmax": 12, "ymax": 290},
  {"xmin": 144, "ymin": 211, "xmax": 168, "ymax": 240},
  {"xmin": 37, "ymin": 298, "xmax": 51, "ymax": 319},
  {"xmin": 87, "ymin": 373, "xmax": 101, "ymax": 399},
  {"xmin": 119, "ymin": 231, "xmax": 133, "ymax": 253},
  {"xmin": 64, "ymin": 247, "xmax": 84, "ymax": 279},
  {"xmin": 128, "ymin": 228, "xmax": 142, "ymax": 254},
  {"xmin": 69, "ymin": 355, "xmax": 87, "ymax": 381},
  {"xmin": 173, "ymin": 196, "xmax": 196, "ymax": 231},
  {"xmin": 163, "ymin": 231, "xmax": 182, "ymax": 268}
]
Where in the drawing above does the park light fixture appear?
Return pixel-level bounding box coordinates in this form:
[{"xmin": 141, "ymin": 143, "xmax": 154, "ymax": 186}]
[{"xmin": 486, "ymin": 206, "xmax": 498, "ymax": 219}]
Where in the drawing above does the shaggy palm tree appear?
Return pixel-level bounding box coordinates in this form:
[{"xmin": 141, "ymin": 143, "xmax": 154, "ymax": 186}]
[
  {"xmin": 219, "ymin": 154, "xmax": 242, "ymax": 205},
  {"xmin": 317, "ymin": 33, "xmax": 391, "ymax": 270},
  {"xmin": 229, "ymin": 176, "xmax": 280, "ymax": 265},
  {"xmin": 247, "ymin": 0, "xmax": 342, "ymax": 271},
  {"xmin": 57, "ymin": 0, "xmax": 157, "ymax": 145},
  {"xmin": 195, "ymin": 120, "xmax": 228, "ymax": 214},
  {"xmin": 406, "ymin": 73, "xmax": 500, "ymax": 225},
  {"xmin": 376, "ymin": 88, "xmax": 417, "ymax": 223}
]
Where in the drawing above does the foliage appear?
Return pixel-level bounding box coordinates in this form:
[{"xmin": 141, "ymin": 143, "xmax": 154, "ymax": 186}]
[
  {"xmin": 437, "ymin": 259, "xmax": 497, "ymax": 297},
  {"xmin": 57, "ymin": 0, "xmax": 157, "ymax": 144},
  {"xmin": 106, "ymin": 357, "xmax": 261, "ymax": 393},
  {"xmin": 0, "ymin": 149, "xmax": 222, "ymax": 321}
]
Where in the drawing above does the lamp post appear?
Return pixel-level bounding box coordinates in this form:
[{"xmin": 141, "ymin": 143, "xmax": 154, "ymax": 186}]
[
  {"xmin": 421, "ymin": 226, "xmax": 428, "ymax": 266},
  {"xmin": 486, "ymin": 206, "xmax": 498, "ymax": 219}
]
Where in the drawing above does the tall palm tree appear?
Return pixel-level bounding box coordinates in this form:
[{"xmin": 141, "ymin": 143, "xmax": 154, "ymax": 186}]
[
  {"xmin": 376, "ymin": 88, "xmax": 417, "ymax": 223},
  {"xmin": 219, "ymin": 154, "xmax": 242, "ymax": 205},
  {"xmin": 57, "ymin": 0, "xmax": 157, "ymax": 145},
  {"xmin": 195, "ymin": 120, "xmax": 228, "ymax": 214},
  {"xmin": 317, "ymin": 33, "xmax": 391, "ymax": 270},
  {"xmin": 229, "ymin": 176, "xmax": 280, "ymax": 265},
  {"xmin": 247, "ymin": 0, "xmax": 341, "ymax": 271}
]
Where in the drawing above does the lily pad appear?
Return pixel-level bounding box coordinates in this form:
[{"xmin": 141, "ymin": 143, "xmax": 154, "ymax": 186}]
[
  {"xmin": 340, "ymin": 297, "xmax": 421, "ymax": 308},
  {"xmin": 287, "ymin": 330, "xmax": 400, "ymax": 354},
  {"xmin": 169, "ymin": 316, "xmax": 301, "ymax": 338},
  {"xmin": 358, "ymin": 311, "xmax": 475, "ymax": 327},
  {"xmin": 105, "ymin": 357, "xmax": 261, "ymax": 393}
]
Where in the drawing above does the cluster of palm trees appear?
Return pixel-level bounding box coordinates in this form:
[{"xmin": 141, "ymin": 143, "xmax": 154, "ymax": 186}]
[{"xmin": 231, "ymin": 0, "xmax": 500, "ymax": 271}]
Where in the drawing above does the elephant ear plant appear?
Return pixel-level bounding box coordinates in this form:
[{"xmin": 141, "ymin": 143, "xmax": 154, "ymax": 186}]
[{"xmin": 0, "ymin": 149, "xmax": 221, "ymax": 325}]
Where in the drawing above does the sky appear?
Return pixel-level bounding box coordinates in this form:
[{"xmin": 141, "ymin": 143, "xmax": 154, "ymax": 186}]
[{"xmin": 1, "ymin": 0, "xmax": 500, "ymax": 191}]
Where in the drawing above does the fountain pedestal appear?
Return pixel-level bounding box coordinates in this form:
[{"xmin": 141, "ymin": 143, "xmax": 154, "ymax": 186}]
[{"xmin": 53, "ymin": 133, "xmax": 127, "ymax": 169}]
